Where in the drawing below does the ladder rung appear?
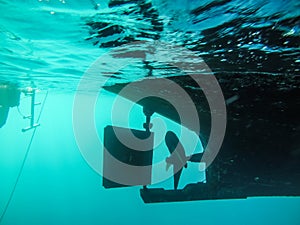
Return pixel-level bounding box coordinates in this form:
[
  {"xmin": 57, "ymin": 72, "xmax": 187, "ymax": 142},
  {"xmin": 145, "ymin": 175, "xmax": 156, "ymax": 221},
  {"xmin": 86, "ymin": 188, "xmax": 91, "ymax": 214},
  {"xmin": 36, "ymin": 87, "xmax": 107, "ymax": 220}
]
[{"xmin": 22, "ymin": 123, "xmax": 40, "ymax": 132}]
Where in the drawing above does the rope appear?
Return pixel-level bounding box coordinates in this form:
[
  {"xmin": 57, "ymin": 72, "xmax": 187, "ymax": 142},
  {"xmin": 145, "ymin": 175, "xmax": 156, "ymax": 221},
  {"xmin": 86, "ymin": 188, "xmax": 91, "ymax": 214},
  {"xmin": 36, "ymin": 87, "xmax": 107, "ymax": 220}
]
[
  {"xmin": 17, "ymin": 106, "xmax": 26, "ymax": 119},
  {"xmin": 0, "ymin": 91, "xmax": 48, "ymax": 224}
]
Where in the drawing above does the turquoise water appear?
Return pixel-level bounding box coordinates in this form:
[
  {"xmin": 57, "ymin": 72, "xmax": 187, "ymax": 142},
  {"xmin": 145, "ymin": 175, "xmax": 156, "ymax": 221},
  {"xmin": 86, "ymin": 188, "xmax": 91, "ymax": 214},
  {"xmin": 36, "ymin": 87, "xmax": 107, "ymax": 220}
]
[
  {"xmin": 1, "ymin": 91, "xmax": 299, "ymax": 224},
  {"xmin": 1, "ymin": 0, "xmax": 300, "ymax": 224}
]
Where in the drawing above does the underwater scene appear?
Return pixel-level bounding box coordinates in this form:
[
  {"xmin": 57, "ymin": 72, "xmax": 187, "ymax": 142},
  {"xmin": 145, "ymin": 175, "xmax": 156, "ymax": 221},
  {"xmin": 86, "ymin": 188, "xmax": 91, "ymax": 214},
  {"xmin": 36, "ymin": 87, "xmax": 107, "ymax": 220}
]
[{"xmin": 0, "ymin": 0, "xmax": 300, "ymax": 224}]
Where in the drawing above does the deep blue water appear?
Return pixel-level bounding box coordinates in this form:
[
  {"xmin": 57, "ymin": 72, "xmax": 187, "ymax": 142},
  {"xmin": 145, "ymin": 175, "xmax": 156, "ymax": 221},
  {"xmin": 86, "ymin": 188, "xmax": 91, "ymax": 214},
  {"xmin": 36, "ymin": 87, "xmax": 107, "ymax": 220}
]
[{"xmin": 0, "ymin": 0, "xmax": 300, "ymax": 225}]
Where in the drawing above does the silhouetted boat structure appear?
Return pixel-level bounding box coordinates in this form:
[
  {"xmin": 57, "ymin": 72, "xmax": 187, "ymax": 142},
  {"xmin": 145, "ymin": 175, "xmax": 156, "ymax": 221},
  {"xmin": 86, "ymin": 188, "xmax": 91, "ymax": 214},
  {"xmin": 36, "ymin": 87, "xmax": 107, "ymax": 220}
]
[
  {"xmin": 140, "ymin": 181, "xmax": 300, "ymax": 203},
  {"xmin": 104, "ymin": 73, "xmax": 300, "ymax": 203}
]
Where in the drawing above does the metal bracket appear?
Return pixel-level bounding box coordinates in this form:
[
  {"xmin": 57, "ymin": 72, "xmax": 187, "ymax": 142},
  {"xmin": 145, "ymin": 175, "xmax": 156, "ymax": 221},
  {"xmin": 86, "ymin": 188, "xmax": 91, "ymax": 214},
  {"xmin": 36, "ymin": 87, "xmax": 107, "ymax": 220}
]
[{"xmin": 143, "ymin": 107, "xmax": 154, "ymax": 133}]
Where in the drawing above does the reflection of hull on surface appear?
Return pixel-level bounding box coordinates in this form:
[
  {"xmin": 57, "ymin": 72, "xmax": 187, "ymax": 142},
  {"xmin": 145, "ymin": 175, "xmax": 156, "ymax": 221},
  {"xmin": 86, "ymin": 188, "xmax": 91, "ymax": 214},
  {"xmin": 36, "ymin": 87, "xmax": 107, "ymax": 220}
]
[{"xmin": 105, "ymin": 74, "xmax": 300, "ymax": 203}]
